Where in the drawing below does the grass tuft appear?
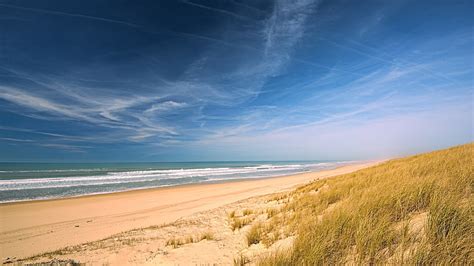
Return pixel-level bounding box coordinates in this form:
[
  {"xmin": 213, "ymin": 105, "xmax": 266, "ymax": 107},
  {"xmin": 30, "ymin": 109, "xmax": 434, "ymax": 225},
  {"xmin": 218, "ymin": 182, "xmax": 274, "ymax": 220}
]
[
  {"xmin": 233, "ymin": 253, "xmax": 250, "ymax": 266},
  {"xmin": 266, "ymin": 208, "xmax": 279, "ymax": 218},
  {"xmin": 246, "ymin": 222, "xmax": 264, "ymax": 246},
  {"xmin": 231, "ymin": 217, "xmax": 253, "ymax": 231},
  {"xmin": 199, "ymin": 231, "xmax": 214, "ymax": 241},
  {"xmin": 242, "ymin": 209, "xmax": 253, "ymax": 216},
  {"xmin": 166, "ymin": 238, "xmax": 183, "ymax": 248},
  {"xmin": 166, "ymin": 231, "xmax": 215, "ymax": 248}
]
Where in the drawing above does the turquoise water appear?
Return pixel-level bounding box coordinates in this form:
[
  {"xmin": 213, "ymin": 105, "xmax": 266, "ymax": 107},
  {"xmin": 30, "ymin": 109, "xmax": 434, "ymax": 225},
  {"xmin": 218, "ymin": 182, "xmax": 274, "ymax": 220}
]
[{"xmin": 0, "ymin": 161, "xmax": 349, "ymax": 203}]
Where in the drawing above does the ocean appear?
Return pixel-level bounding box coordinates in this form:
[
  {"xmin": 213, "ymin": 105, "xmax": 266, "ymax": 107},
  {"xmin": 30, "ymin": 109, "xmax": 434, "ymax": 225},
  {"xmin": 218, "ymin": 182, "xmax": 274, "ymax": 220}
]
[{"xmin": 0, "ymin": 161, "xmax": 350, "ymax": 203}]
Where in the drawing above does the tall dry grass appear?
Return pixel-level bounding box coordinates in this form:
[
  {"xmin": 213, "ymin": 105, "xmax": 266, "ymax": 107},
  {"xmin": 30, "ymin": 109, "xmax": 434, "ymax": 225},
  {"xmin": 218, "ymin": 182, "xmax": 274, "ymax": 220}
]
[{"xmin": 259, "ymin": 143, "xmax": 473, "ymax": 265}]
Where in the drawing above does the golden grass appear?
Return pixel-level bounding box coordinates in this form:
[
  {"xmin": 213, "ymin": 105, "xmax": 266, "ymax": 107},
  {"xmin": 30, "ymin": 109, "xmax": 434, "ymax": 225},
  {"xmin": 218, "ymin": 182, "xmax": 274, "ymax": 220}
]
[
  {"xmin": 258, "ymin": 143, "xmax": 473, "ymax": 265},
  {"xmin": 233, "ymin": 253, "xmax": 250, "ymax": 266},
  {"xmin": 199, "ymin": 231, "xmax": 214, "ymax": 241},
  {"xmin": 242, "ymin": 209, "xmax": 254, "ymax": 216},
  {"xmin": 166, "ymin": 238, "xmax": 183, "ymax": 248},
  {"xmin": 231, "ymin": 216, "xmax": 253, "ymax": 231},
  {"xmin": 166, "ymin": 231, "xmax": 214, "ymax": 248},
  {"xmin": 246, "ymin": 222, "xmax": 265, "ymax": 246},
  {"xmin": 265, "ymin": 208, "xmax": 279, "ymax": 218}
]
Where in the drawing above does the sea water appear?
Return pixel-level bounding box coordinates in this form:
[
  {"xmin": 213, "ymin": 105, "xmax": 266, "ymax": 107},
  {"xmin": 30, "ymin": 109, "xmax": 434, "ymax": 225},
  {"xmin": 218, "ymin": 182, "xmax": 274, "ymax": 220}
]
[{"xmin": 0, "ymin": 161, "xmax": 350, "ymax": 203}]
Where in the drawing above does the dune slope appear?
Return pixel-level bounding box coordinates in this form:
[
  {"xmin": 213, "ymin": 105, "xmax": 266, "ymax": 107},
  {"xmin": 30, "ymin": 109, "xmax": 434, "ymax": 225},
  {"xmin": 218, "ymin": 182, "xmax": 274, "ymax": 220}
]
[{"xmin": 257, "ymin": 143, "xmax": 473, "ymax": 265}]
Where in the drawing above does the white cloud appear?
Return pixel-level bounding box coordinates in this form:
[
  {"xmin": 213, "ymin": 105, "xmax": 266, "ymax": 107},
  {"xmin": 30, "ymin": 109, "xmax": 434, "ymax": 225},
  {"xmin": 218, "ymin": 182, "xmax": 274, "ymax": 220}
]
[
  {"xmin": 0, "ymin": 86, "xmax": 95, "ymax": 122},
  {"xmin": 144, "ymin": 101, "xmax": 187, "ymax": 114}
]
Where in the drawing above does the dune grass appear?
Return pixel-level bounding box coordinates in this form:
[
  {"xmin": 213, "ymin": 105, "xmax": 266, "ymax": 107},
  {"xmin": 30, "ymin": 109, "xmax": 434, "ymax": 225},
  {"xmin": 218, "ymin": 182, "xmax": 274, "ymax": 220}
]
[
  {"xmin": 246, "ymin": 222, "xmax": 265, "ymax": 246},
  {"xmin": 258, "ymin": 143, "xmax": 473, "ymax": 265},
  {"xmin": 233, "ymin": 253, "xmax": 250, "ymax": 266},
  {"xmin": 199, "ymin": 231, "xmax": 214, "ymax": 241},
  {"xmin": 243, "ymin": 209, "xmax": 254, "ymax": 216},
  {"xmin": 231, "ymin": 216, "xmax": 253, "ymax": 231},
  {"xmin": 166, "ymin": 231, "xmax": 214, "ymax": 248}
]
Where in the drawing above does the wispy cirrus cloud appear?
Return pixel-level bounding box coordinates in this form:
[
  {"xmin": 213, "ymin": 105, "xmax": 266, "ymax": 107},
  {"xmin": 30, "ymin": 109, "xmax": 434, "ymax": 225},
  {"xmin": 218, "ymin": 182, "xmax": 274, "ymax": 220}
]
[
  {"xmin": 144, "ymin": 101, "xmax": 187, "ymax": 114},
  {"xmin": 0, "ymin": 137, "xmax": 33, "ymax": 142},
  {"xmin": 196, "ymin": 31, "xmax": 473, "ymax": 145},
  {"xmin": 180, "ymin": 0, "xmax": 257, "ymax": 22},
  {"xmin": 1, "ymin": 0, "xmax": 321, "ymax": 148},
  {"xmin": 0, "ymin": 0, "xmax": 471, "ymax": 159},
  {"xmin": 0, "ymin": 3, "xmax": 141, "ymax": 28}
]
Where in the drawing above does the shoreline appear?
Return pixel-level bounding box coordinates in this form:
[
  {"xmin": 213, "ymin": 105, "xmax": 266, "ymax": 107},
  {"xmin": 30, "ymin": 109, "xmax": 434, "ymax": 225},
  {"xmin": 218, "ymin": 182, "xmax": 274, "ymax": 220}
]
[
  {"xmin": 0, "ymin": 161, "xmax": 381, "ymax": 260},
  {"xmin": 0, "ymin": 161, "xmax": 362, "ymax": 206},
  {"xmin": 0, "ymin": 169, "xmax": 313, "ymax": 206}
]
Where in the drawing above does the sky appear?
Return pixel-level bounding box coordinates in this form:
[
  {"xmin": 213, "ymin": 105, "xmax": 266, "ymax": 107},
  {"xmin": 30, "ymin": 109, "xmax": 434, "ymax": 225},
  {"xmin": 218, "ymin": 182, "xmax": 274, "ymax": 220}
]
[{"xmin": 0, "ymin": 0, "xmax": 472, "ymax": 162}]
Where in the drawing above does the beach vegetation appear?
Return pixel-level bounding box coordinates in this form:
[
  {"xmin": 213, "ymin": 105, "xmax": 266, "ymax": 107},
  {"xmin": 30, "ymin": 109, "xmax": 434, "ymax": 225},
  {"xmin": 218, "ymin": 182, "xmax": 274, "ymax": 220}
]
[
  {"xmin": 265, "ymin": 208, "xmax": 279, "ymax": 218},
  {"xmin": 242, "ymin": 209, "xmax": 253, "ymax": 216},
  {"xmin": 199, "ymin": 231, "xmax": 214, "ymax": 241},
  {"xmin": 231, "ymin": 217, "xmax": 253, "ymax": 231},
  {"xmin": 166, "ymin": 231, "xmax": 215, "ymax": 248},
  {"xmin": 257, "ymin": 143, "xmax": 473, "ymax": 265},
  {"xmin": 233, "ymin": 253, "xmax": 250, "ymax": 266},
  {"xmin": 166, "ymin": 238, "xmax": 183, "ymax": 248},
  {"xmin": 246, "ymin": 222, "xmax": 265, "ymax": 246},
  {"xmin": 267, "ymin": 193, "xmax": 289, "ymax": 203}
]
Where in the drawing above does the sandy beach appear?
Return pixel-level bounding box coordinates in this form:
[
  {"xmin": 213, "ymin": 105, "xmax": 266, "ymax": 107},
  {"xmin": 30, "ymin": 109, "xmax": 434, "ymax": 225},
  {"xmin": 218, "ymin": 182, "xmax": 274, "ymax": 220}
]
[{"xmin": 0, "ymin": 161, "xmax": 379, "ymax": 262}]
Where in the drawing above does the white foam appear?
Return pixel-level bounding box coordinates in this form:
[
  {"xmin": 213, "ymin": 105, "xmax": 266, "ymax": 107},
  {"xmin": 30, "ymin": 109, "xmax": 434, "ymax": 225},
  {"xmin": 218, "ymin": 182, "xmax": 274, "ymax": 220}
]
[{"xmin": 0, "ymin": 162, "xmax": 350, "ymax": 196}]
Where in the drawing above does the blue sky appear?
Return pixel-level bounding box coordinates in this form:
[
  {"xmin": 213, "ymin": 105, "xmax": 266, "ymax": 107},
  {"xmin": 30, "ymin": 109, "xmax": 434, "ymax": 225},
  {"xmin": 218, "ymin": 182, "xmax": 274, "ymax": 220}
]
[{"xmin": 0, "ymin": 0, "xmax": 472, "ymax": 162}]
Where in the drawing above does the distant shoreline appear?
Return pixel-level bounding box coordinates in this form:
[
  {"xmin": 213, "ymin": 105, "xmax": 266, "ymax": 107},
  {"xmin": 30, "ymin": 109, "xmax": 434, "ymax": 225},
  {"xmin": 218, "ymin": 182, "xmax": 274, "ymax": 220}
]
[
  {"xmin": 0, "ymin": 161, "xmax": 362, "ymax": 204},
  {"xmin": 0, "ymin": 169, "xmax": 311, "ymax": 206}
]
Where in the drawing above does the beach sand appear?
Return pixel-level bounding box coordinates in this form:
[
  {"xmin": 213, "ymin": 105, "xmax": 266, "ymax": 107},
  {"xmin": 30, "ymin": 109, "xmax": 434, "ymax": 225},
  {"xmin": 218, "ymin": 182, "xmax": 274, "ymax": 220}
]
[{"xmin": 0, "ymin": 161, "xmax": 379, "ymax": 263}]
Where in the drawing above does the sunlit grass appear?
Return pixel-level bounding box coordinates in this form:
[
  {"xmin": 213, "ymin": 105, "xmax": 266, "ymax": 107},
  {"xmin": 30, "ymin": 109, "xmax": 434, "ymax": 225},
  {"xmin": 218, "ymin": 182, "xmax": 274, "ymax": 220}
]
[
  {"xmin": 242, "ymin": 209, "xmax": 254, "ymax": 216},
  {"xmin": 166, "ymin": 231, "xmax": 214, "ymax": 248},
  {"xmin": 258, "ymin": 143, "xmax": 473, "ymax": 264},
  {"xmin": 246, "ymin": 222, "xmax": 264, "ymax": 246},
  {"xmin": 231, "ymin": 216, "xmax": 253, "ymax": 231}
]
